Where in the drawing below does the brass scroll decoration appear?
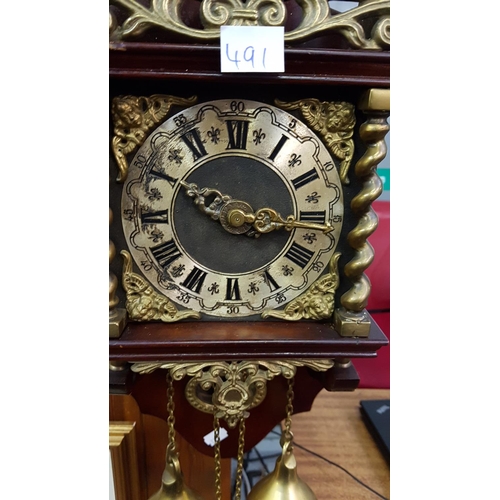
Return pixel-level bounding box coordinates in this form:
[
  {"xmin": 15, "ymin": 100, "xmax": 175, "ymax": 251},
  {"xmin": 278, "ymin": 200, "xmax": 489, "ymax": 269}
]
[
  {"xmin": 261, "ymin": 252, "xmax": 341, "ymax": 321},
  {"xmin": 131, "ymin": 359, "xmax": 334, "ymax": 428},
  {"xmin": 334, "ymin": 89, "xmax": 390, "ymax": 337},
  {"xmin": 109, "ymin": 0, "xmax": 390, "ymax": 50},
  {"xmin": 111, "ymin": 94, "xmax": 197, "ymax": 183},
  {"xmin": 121, "ymin": 250, "xmax": 201, "ymax": 322},
  {"xmin": 275, "ymin": 99, "xmax": 356, "ymax": 185}
]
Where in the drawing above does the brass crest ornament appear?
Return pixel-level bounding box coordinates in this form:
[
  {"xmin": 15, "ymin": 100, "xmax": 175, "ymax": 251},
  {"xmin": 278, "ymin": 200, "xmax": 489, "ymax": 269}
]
[{"xmin": 109, "ymin": 0, "xmax": 390, "ymax": 50}]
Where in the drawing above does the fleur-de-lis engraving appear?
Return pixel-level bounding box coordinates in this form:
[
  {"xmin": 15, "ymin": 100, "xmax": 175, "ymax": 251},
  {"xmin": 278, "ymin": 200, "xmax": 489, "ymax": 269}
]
[
  {"xmin": 146, "ymin": 187, "xmax": 163, "ymax": 201},
  {"xmin": 282, "ymin": 265, "xmax": 294, "ymax": 276},
  {"xmin": 208, "ymin": 126, "xmax": 221, "ymax": 144},
  {"xmin": 305, "ymin": 192, "xmax": 320, "ymax": 204},
  {"xmin": 253, "ymin": 128, "xmax": 266, "ymax": 145},
  {"xmin": 148, "ymin": 228, "xmax": 164, "ymax": 243},
  {"xmin": 208, "ymin": 282, "xmax": 220, "ymax": 295},
  {"xmin": 288, "ymin": 153, "xmax": 302, "ymax": 168},
  {"xmin": 170, "ymin": 264, "xmax": 186, "ymax": 278},
  {"xmin": 303, "ymin": 232, "xmax": 317, "ymax": 244},
  {"xmin": 248, "ymin": 282, "xmax": 260, "ymax": 295},
  {"xmin": 168, "ymin": 148, "xmax": 184, "ymax": 165}
]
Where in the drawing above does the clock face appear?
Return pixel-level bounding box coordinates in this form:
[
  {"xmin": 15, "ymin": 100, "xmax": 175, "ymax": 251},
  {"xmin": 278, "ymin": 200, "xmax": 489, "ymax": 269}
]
[{"xmin": 121, "ymin": 99, "xmax": 343, "ymax": 318}]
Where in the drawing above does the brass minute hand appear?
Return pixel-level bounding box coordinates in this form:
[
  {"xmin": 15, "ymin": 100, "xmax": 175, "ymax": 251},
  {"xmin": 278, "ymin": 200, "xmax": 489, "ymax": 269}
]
[
  {"xmin": 180, "ymin": 181, "xmax": 333, "ymax": 236},
  {"xmin": 227, "ymin": 207, "xmax": 333, "ymax": 234}
]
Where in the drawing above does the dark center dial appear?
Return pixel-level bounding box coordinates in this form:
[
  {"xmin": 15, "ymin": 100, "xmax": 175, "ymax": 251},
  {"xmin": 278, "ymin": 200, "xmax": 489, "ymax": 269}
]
[{"xmin": 173, "ymin": 155, "xmax": 294, "ymax": 275}]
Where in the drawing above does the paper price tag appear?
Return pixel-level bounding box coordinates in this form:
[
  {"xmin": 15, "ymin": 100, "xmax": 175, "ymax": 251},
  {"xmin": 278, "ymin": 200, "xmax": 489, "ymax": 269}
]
[
  {"xmin": 203, "ymin": 427, "xmax": 229, "ymax": 447},
  {"xmin": 220, "ymin": 26, "xmax": 284, "ymax": 73}
]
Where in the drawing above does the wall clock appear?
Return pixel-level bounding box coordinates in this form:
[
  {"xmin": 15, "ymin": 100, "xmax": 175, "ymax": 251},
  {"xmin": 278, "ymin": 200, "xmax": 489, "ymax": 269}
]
[
  {"xmin": 120, "ymin": 98, "xmax": 347, "ymax": 321},
  {"xmin": 108, "ymin": 1, "xmax": 390, "ymax": 498}
]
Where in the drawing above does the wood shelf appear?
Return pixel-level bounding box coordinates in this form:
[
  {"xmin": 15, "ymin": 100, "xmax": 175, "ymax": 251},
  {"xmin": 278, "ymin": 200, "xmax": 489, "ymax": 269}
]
[
  {"xmin": 109, "ymin": 319, "xmax": 388, "ymax": 362},
  {"xmin": 109, "ymin": 42, "xmax": 389, "ymax": 87}
]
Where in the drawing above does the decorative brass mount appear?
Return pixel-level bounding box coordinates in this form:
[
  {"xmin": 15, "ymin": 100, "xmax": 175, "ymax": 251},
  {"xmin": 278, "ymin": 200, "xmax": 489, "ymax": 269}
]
[
  {"xmin": 121, "ymin": 250, "xmax": 201, "ymax": 322},
  {"xmin": 131, "ymin": 359, "xmax": 335, "ymax": 428}
]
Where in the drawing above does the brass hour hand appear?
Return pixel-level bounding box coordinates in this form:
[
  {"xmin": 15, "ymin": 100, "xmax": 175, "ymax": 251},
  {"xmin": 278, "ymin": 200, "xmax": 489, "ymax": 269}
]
[
  {"xmin": 179, "ymin": 180, "xmax": 232, "ymax": 221},
  {"xmin": 180, "ymin": 181, "xmax": 258, "ymax": 236}
]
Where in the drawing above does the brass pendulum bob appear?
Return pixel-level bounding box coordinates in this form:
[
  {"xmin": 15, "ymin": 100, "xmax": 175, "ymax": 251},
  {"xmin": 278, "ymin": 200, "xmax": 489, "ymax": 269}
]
[
  {"xmin": 148, "ymin": 371, "xmax": 203, "ymax": 500},
  {"xmin": 148, "ymin": 444, "xmax": 203, "ymax": 500},
  {"xmin": 248, "ymin": 377, "xmax": 317, "ymax": 500},
  {"xmin": 246, "ymin": 431, "xmax": 317, "ymax": 500}
]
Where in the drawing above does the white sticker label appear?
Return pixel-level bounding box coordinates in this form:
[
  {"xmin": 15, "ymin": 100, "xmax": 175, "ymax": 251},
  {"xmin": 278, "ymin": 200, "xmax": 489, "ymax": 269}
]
[
  {"xmin": 203, "ymin": 427, "xmax": 229, "ymax": 447},
  {"xmin": 220, "ymin": 26, "xmax": 285, "ymax": 73}
]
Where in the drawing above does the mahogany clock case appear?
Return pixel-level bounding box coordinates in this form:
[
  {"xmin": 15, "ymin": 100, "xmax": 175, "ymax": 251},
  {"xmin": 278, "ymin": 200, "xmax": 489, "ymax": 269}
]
[{"xmin": 109, "ymin": 78, "xmax": 377, "ymax": 323}]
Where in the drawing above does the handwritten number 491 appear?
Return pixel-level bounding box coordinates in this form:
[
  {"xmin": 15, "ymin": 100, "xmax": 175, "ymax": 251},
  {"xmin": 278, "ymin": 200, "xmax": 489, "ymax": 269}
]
[{"xmin": 225, "ymin": 44, "xmax": 267, "ymax": 70}]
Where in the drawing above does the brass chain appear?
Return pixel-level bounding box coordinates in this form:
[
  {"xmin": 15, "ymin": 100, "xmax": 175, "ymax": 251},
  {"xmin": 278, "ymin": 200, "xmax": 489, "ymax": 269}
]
[
  {"xmin": 283, "ymin": 377, "xmax": 295, "ymax": 446},
  {"xmin": 233, "ymin": 417, "xmax": 246, "ymax": 500},
  {"xmin": 166, "ymin": 371, "xmax": 176, "ymax": 452},
  {"xmin": 213, "ymin": 415, "xmax": 222, "ymax": 500}
]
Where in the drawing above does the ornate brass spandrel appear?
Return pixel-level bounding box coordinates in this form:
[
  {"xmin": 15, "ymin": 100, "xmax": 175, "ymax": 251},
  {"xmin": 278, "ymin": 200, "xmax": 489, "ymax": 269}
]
[
  {"xmin": 121, "ymin": 250, "xmax": 201, "ymax": 322},
  {"xmin": 261, "ymin": 252, "xmax": 340, "ymax": 321},
  {"xmin": 109, "ymin": 0, "xmax": 390, "ymax": 50},
  {"xmin": 334, "ymin": 88, "xmax": 390, "ymax": 337},
  {"xmin": 111, "ymin": 94, "xmax": 197, "ymax": 183},
  {"xmin": 131, "ymin": 359, "xmax": 334, "ymax": 428},
  {"xmin": 275, "ymin": 99, "xmax": 356, "ymax": 185}
]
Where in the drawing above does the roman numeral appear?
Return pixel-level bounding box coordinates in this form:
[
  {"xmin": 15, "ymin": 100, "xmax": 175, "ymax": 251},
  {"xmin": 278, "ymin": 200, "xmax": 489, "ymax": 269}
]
[
  {"xmin": 150, "ymin": 240, "xmax": 182, "ymax": 269},
  {"xmin": 285, "ymin": 242, "xmax": 314, "ymax": 269},
  {"xmin": 262, "ymin": 269, "xmax": 280, "ymax": 292},
  {"xmin": 225, "ymin": 278, "xmax": 241, "ymax": 301},
  {"xmin": 149, "ymin": 168, "xmax": 178, "ymax": 188},
  {"xmin": 141, "ymin": 209, "xmax": 169, "ymax": 225},
  {"xmin": 181, "ymin": 266, "xmax": 207, "ymax": 294},
  {"xmin": 226, "ymin": 120, "xmax": 250, "ymax": 150},
  {"xmin": 299, "ymin": 210, "xmax": 326, "ymax": 225},
  {"xmin": 181, "ymin": 128, "xmax": 208, "ymax": 160},
  {"xmin": 268, "ymin": 134, "xmax": 289, "ymax": 161},
  {"xmin": 292, "ymin": 168, "xmax": 319, "ymax": 190}
]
